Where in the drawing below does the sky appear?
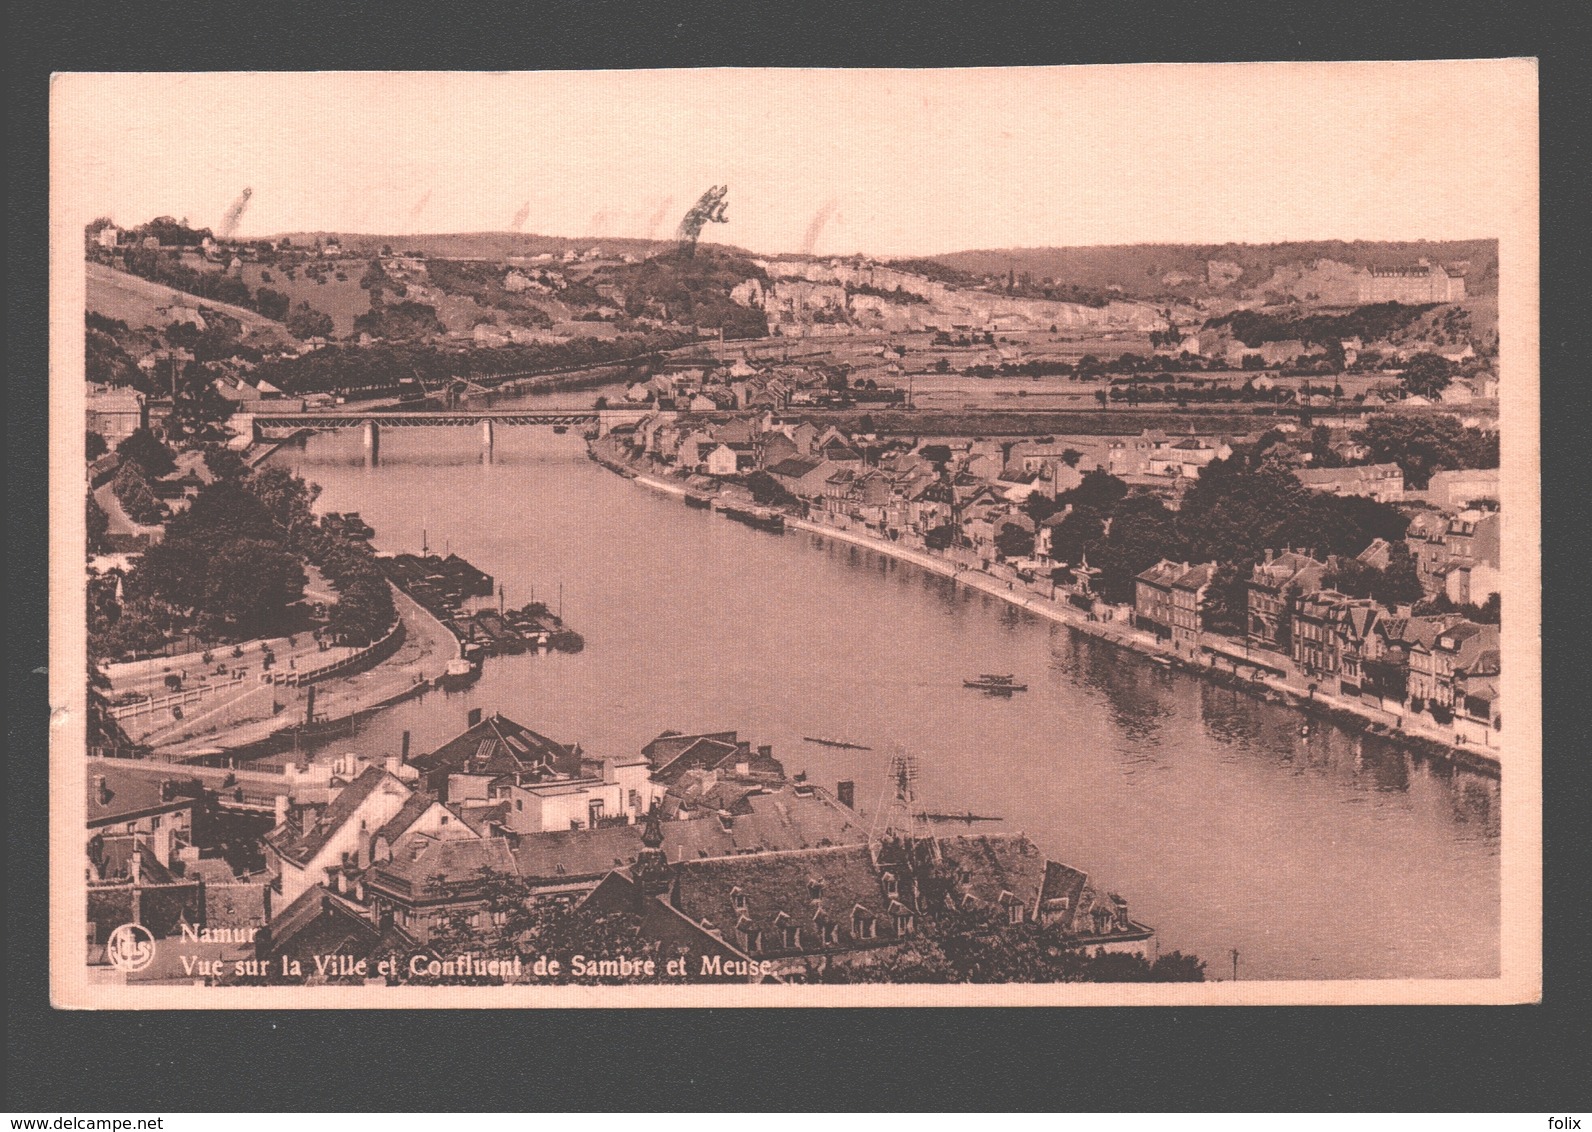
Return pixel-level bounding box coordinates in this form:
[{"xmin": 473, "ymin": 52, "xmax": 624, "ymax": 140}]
[{"xmin": 52, "ymin": 63, "xmax": 1535, "ymax": 259}]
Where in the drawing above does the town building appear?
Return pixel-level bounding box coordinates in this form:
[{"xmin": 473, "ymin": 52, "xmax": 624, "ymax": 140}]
[
  {"xmin": 581, "ymin": 824, "xmax": 1154, "ymax": 980},
  {"xmin": 1289, "ymin": 590, "xmax": 1384, "ymax": 686},
  {"xmin": 1293, "ymin": 463, "xmax": 1405, "ymax": 503},
  {"xmin": 85, "ymin": 385, "xmax": 149, "ymax": 445},
  {"xmin": 1407, "ymin": 620, "xmax": 1501, "ymax": 712},
  {"xmin": 411, "ymin": 710, "xmax": 659, "ymax": 835},
  {"xmin": 86, "ymin": 764, "xmax": 197, "ymax": 880},
  {"xmin": 263, "ymin": 763, "xmax": 471, "ymax": 907},
  {"xmin": 1356, "ymin": 262, "xmax": 1467, "ymax": 304},
  {"xmin": 1246, "ymin": 551, "xmax": 1329, "ymax": 651},
  {"xmin": 1420, "ymin": 468, "xmax": 1500, "ymax": 510}
]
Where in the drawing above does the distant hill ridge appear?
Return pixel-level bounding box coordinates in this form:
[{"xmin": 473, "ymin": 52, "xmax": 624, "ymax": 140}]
[{"xmin": 918, "ymin": 239, "xmax": 1499, "ymax": 301}]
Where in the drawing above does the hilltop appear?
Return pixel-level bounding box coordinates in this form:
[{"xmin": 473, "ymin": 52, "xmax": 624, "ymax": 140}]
[
  {"xmin": 915, "ymin": 239, "xmax": 1499, "ymax": 304},
  {"xmin": 86, "ymin": 262, "xmax": 299, "ymax": 348},
  {"xmin": 265, "ymin": 231, "xmax": 756, "ymax": 262}
]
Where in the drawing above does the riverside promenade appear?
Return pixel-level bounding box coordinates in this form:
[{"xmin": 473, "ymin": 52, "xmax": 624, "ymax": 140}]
[
  {"xmin": 609, "ymin": 448, "xmax": 1500, "ymax": 773},
  {"xmin": 153, "ymin": 587, "xmax": 460, "ymax": 759}
]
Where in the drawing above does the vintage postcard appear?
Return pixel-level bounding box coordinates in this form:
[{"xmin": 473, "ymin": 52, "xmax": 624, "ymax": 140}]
[{"xmin": 49, "ymin": 62, "xmax": 1539, "ymax": 1007}]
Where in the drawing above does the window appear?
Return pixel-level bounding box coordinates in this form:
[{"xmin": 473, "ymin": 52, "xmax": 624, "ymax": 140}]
[
  {"xmin": 731, "ymin": 887, "xmax": 747, "ymax": 912},
  {"xmin": 883, "ymin": 872, "xmax": 899, "ymax": 898},
  {"xmin": 1008, "ymin": 903, "xmax": 1025, "ymax": 925},
  {"xmin": 151, "ymin": 816, "xmax": 161, "ymax": 830},
  {"xmin": 515, "ymin": 799, "xmax": 523, "ymax": 812},
  {"xmin": 783, "ymin": 926, "xmax": 798, "ymax": 949}
]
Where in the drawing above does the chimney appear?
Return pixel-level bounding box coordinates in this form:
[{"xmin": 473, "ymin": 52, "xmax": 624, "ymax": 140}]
[
  {"xmin": 160, "ymin": 779, "xmax": 175, "ymax": 802},
  {"xmin": 602, "ymin": 759, "xmax": 617, "ymax": 785},
  {"xmin": 467, "ymin": 707, "xmax": 483, "ymax": 728},
  {"xmin": 400, "ymin": 730, "xmax": 411, "ymax": 763},
  {"xmin": 837, "ymin": 781, "xmax": 856, "ymax": 810},
  {"xmin": 274, "ymin": 794, "xmax": 289, "ymax": 827},
  {"xmin": 757, "ymin": 744, "xmax": 772, "ymax": 760},
  {"xmin": 129, "ymin": 845, "xmax": 142, "ymax": 884},
  {"xmin": 153, "ymin": 823, "xmax": 174, "ymax": 868},
  {"xmin": 94, "ymin": 775, "xmax": 110, "ymax": 805}
]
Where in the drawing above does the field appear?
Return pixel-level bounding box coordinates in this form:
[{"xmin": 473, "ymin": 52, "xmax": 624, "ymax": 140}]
[
  {"xmin": 85, "ymin": 262, "xmax": 298, "ymax": 348},
  {"xmin": 234, "ymin": 259, "xmax": 374, "ymax": 337}
]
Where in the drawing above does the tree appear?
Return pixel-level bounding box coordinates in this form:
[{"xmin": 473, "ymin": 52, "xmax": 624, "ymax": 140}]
[
  {"xmin": 1355, "ymin": 413, "xmax": 1498, "ymax": 489},
  {"xmin": 1399, "ymin": 352, "xmax": 1454, "ymax": 399},
  {"xmin": 924, "ymin": 524, "xmax": 957, "ymax": 551},
  {"xmin": 745, "ymin": 470, "xmax": 797, "ymax": 508},
  {"xmin": 994, "ymin": 522, "xmax": 1035, "ymax": 560},
  {"xmin": 200, "ymin": 538, "xmax": 307, "ymax": 636},
  {"xmin": 202, "ymin": 446, "xmax": 249, "ymax": 481},
  {"xmin": 1060, "ymin": 448, "xmax": 1083, "ymax": 468},
  {"xmin": 1372, "ymin": 542, "xmax": 1424, "ymax": 607},
  {"xmin": 286, "ymin": 301, "xmax": 335, "ymax": 340},
  {"xmin": 1200, "ymin": 560, "xmax": 1251, "ymax": 634},
  {"xmin": 85, "ymin": 430, "xmax": 109, "ymax": 461},
  {"xmin": 1094, "ymin": 494, "xmax": 1183, "ymax": 604},
  {"xmin": 86, "ymin": 492, "xmax": 111, "ymax": 554},
  {"xmin": 111, "ymin": 463, "xmax": 163, "ymax": 525},
  {"xmin": 1045, "ymin": 505, "xmax": 1105, "ymax": 565},
  {"xmin": 254, "ymin": 287, "xmax": 291, "ymax": 322},
  {"xmin": 1020, "ymin": 492, "xmax": 1061, "ymax": 524},
  {"xmin": 116, "ymin": 428, "xmax": 176, "ymax": 478},
  {"xmin": 919, "ymin": 444, "xmax": 953, "ymax": 468},
  {"xmin": 1058, "ymin": 469, "xmax": 1128, "ymax": 514}
]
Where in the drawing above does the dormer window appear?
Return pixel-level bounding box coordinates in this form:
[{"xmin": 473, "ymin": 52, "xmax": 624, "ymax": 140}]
[
  {"xmin": 730, "ymin": 886, "xmax": 747, "ymax": 912},
  {"xmin": 882, "ymin": 872, "xmax": 899, "ymax": 898},
  {"xmin": 1008, "ymin": 903, "xmax": 1025, "ymax": 925},
  {"xmin": 807, "ymin": 878, "xmax": 823, "ymax": 899}
]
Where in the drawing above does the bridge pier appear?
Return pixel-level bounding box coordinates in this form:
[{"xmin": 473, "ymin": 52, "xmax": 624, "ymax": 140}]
[
  {"xmin": 480, "ymin": 418, "xmax": 495, "ymax": 455},
  {"xmin": 362, "ymin": 419, "xmax": 380, "ymax": 465}
]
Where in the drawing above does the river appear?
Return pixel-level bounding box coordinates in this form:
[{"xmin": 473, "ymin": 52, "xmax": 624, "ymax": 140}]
[{"xmin": 268, "ymin": 387, "xmax": 1500, "ymax": 980}]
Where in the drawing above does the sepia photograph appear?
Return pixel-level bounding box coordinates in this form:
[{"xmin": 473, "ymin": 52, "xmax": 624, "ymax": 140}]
[{"xmin": 48, "ymin": 62, "xmax": 1540, "ymax": 1007}]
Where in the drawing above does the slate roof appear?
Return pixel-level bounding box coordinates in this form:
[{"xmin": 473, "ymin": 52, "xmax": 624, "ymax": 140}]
[
  {"xmin": 368, "ymin": 836, "xmax": 520, "ymax": 898},
  {"xmin": 939, "ymin": 834, "xmax": 1048, "ymax": 911},
  {"xmin": 410, "ymin": 713, "xmax": 578, "ymax": 782},
  {"xmin": 650, "ymin": 737, "xmax": 750, "ymax": 785},
  {"xmin": 261, "ymin": 883, "xmax": 415, "ymax": 961},
  {"xmin": 1135, "ymin": 559, "xmax": 1187, "ymax": 590},
  {"xmin": 87, "ymin": 763, "xmax": 198, "ymax": 828},
  {"xmin": 265, "ymin": 766, "xmax": 404, "ymax": 868},
  {"xmin": 642, "ymin": 730, "xmax": 740, "ymax": 769},
  {"xmin": 669, "ymin": 843, "xmax": 908, "ymax": 953},
  {"xmin": 766, "ymin": 457, "xmax": 823, "ymax": 479},
  {"xmin": 1172, "ymin": 563, "xmax": 1216, "ymax": 592}
]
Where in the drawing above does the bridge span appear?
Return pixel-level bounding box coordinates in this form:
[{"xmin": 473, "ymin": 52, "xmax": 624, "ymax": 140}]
[{"xmin": 244, "ymin": 406, "xmax": 662, "ymax": 456}]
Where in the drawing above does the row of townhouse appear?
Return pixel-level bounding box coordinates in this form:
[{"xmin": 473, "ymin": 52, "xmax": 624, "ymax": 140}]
[
  {"xmin": 1130, "ymin": 545, "xmax": 1501, "ymax": 735},
  {"xmin": 1403, "ymin": 506, "xmax": 1502, "ymax": 604}
]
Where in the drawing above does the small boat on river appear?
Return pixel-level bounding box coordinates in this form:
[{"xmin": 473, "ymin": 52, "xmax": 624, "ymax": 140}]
[
  {"xmin": 919, "ymin": 811, "xmax": 1004, "ymax": 824},
  {"xmin": 802, "ymin": 736, "xmax": 873, "ymax": 751},
  {"xmin": 965, "ymin": 674, "xmax": 1027, "ymax": 693}
]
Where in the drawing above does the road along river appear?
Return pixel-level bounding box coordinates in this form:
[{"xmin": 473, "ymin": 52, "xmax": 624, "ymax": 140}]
[{"xmin": 266, "ymin": 394, "xmax": 1500, "ymax": 981}]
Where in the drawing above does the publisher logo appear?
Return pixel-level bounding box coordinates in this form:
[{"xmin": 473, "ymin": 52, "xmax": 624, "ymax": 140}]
[{"xmin": 106, "ymin": 923, "xmax": 156, "ymax": 972}]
